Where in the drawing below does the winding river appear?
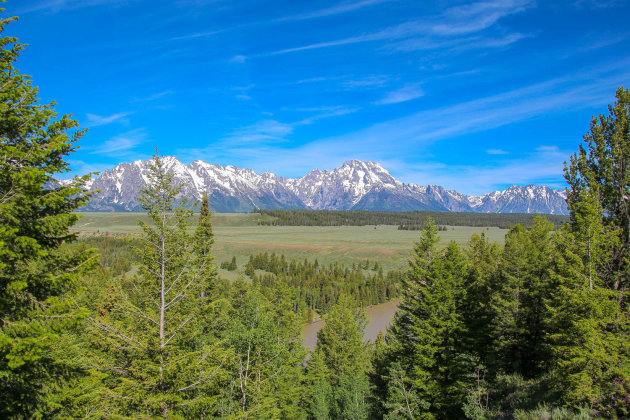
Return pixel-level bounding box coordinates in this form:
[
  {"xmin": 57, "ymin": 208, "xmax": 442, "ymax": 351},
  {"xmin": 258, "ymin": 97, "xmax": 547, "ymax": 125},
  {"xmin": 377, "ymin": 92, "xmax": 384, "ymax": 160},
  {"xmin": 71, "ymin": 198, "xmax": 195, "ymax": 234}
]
[{"xmin": 301, "ymin": 299, "xmax": 400, "ymax": 351}]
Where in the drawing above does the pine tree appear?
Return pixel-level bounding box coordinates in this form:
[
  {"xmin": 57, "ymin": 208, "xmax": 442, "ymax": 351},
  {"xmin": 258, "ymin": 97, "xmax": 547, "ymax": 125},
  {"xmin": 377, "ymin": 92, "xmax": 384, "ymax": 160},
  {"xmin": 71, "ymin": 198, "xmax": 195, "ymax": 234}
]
[
  {"xmin": 564, "ymin": 86, "xmax": 630, "ymax": 293},
  {"xmin": 88, "ymin": 153, "xmax": 228, "ymax": 417},
  {"xmin": 387, "ymin": 220, "xmax": 472, "ymax": 419},
  {"xmin": 461, "ymin": 233, "xmax": 500, "ymax": 372},
  {"xmin": 308, "ymin": 351, "xmax": 334, "ymax": 420},
  {"xmin": 546, "ymin": 88, "xmax": 630, "ymax": 415},
  {"xmin": 490, "ymin": 216, "xmax": 555, "ymax": 378},
  {"xmin": 0, "ymin": 13, "xmax": 97, "ymax": 417},
  {"xmin": 547, "ymin": 222, "xmax": 629, "ymax": 416},
  {"xmin": 217, "ymin": 279, "xmax": 307, "ymax": 418},
  {"xmin": 194, "ymin": 191, "xmax": 218, "ymax": 300},
  {"xmin": 308, "ymin": 295, "xmax": 371, "ymax": 419}
]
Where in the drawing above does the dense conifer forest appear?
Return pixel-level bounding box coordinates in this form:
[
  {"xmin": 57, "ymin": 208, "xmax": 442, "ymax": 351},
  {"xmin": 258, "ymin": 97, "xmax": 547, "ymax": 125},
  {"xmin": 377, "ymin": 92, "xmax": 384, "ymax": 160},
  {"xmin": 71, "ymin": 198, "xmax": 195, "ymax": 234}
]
[
  {"xmin": 246, "ymin": 252, "xmax": 403, "ymax": 318},
  {"xmin": 256, "ymin": 209, "xmax": 569, "ymax": 229},
  {"xmin": 1, "ymin": 12, "xmax": 629, "ymax": 419}
]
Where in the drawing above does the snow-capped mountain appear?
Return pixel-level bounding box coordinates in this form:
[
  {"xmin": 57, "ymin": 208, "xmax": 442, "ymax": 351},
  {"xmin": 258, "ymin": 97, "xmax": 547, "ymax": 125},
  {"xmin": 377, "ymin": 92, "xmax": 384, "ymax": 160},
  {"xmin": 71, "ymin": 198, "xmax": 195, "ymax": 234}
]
[
  {"xmin": 467, "ymin": 185, "xmax": 568, "ymax": 215},
  {"xmin": 78, "ymin": 157, "xmax": 569, "ymax": 214},
  {"xmin": 85, "ymin": 157, "xmax": 302, "ymax": 212}
]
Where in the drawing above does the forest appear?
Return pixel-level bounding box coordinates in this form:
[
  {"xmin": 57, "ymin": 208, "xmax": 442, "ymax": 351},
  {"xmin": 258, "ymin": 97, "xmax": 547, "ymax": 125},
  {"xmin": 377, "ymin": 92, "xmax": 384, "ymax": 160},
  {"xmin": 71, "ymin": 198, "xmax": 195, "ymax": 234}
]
[
  {"xmin": 255, "ymin": 209, "xmax": 569, "ymax": 229},
  {"xmin": 1, "ymin": 13, "xmax": 630, "ymax": 419},
  {"xmin": 246, "ymin": 252, "xmax": 403, "ymax": 318}
]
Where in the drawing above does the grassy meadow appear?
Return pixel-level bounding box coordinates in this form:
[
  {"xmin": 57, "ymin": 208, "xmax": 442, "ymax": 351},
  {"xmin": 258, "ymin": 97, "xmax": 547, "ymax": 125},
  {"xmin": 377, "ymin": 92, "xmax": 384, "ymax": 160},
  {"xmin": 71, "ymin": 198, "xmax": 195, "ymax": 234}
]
[{"xmin": 73, "ymin": 212, "xmax": 508, "ymax": 272}]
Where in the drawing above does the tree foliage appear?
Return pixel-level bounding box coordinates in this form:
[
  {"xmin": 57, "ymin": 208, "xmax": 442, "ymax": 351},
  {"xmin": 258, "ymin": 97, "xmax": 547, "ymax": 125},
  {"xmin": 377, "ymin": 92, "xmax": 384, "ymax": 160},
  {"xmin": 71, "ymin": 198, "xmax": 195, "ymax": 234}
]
[
  {"xmin": 87, "ymin": 154, "xmax": 228, "ymax": 417},
  {"xmin": 2, "ymin": 11, "xmax": 630, "ymax": 416},
  {"xmin": 257, "ymin": 209, "xmax": 568, "ymax": 229},
  {"xmin": 0, "ymin": 13, "xmax": 97, "ymax": 417},
  {"xmin": 307, "ymin": 295, "xmax": 371, "ymax": 419}
]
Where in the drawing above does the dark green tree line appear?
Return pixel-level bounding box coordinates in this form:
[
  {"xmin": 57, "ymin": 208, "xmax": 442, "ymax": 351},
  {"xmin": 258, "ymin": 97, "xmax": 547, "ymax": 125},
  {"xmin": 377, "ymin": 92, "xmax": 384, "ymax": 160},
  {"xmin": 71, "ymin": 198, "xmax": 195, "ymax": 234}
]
[
  {"xmin": 257, "ymin": 209, "xmax": 568, "ymax": 229},
  {"xmin": 247, "ymin": 251, "xmax": 402, "ymax": 316}
]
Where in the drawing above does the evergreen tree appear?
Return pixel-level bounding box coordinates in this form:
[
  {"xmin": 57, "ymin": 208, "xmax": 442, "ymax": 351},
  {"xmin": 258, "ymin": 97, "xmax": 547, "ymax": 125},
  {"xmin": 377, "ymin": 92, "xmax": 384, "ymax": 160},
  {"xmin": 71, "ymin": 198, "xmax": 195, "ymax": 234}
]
[
  {"xmin": 88, "ymin": 153, "xmax": 228, "ymax": 417},
  {"xmin": 548, "ymin": 222, "xmax": 629, "ymax": 417},
  {"xmin": 315, "ymin": 295, "xmax": 369, "ymax": 384},
  {"xmin": 194, "ymin": 191, "xmax": 218, "ymax": 298},
  {"xmin": 382, "ymin": 362, "xmax": 427, "ymax": 420},
  {"xmin": 308, "ymin": 295, "xmax": 371, "ymax": 419},
  {"xmin": 564, "ymin": 86, "xmax": 630, "ymax": 293},
  {"xmin": 229, "ymin": 255, "xmax": 238, "ymax": 271},
  {"xmin": 387, "ymin": 220, "xmax": 472, "ymax": 419},
  {"xmin": 490, "ymin": 217, "xmax": 555, "ymax": 378},
  {"xmin": 217, "ymin": 279, "xmax": 307, "ymax": 418},
  {"xmin": 461, "ymin": 233, "xmax": 500, "ymax": 372},
  {"xmin": 308, "ymin": 352, "xmax": 334, "ymax": 420},
  {"xmin": 546, "ymin": 88, "xmax": 630, "ymax": 415},
  {"xmin": 0, "ymin": 13, "xmax": 97, "ymax": 417}
]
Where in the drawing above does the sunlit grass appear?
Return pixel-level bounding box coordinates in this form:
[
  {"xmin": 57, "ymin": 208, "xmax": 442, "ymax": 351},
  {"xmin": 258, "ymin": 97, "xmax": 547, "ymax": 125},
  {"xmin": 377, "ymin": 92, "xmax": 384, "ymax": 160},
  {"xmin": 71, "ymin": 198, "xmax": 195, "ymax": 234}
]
[{"xmin": 73, "ymin": 212, "xmax": 507, "ymax": 271}]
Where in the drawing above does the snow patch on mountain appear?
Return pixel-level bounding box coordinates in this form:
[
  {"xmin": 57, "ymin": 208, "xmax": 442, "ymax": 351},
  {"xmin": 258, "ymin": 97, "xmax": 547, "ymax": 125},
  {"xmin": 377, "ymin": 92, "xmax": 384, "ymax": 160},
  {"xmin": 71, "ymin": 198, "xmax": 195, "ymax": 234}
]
[{"xmin": 78, "ymin": 157, "xmax": 569, "ymax": 214}]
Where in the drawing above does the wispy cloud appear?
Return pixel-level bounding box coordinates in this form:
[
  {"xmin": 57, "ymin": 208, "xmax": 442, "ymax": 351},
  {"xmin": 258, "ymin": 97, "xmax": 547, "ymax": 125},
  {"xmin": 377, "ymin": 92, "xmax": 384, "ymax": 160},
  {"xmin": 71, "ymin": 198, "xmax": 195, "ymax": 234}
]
[
  {"xmin": 169, "ymin": 0, "xmax": 388, "ymax": 44},
  {"xmin": 318, "ymin": 62, "xmax": 629, "ymax": 150},
  {"xmin": 343, "ymin": 76, "xmax": 389, "ymax": 88},
  {"xmin": 375, "ymin": 83, "xmax": 424, "ymax": 105},
  {"xmin": 61, "ymin": 159, "xmax": 112, "ymax": 179},
  {"xmin": 226, "ymin": 120, "xmax": 293, "ymax": 144},
  {"xmin": 230, "ymin": 55, "xmax": 247, "ymax": 63},
  {"xmin": 254, "ymin": 0, "xmax": 533, "ymax": 57},
  {"xmin": 398, "ymin": 145, "xmax": 570, "ymax": 195},
  {"xmin": 536, "ymin": 145, "xmax": 560, "ymax": 153},
  {"xmin": 394, "ymin": 32, "xmax": 531, "ymax": 53},
  {"xmin": 92, "ymin": 128, "xmax": 147, "ymax": 156},
  {"xmin": 276, "ymin": 0, "xmax": 389, "ymax": 22},
  {"xmin": 487, "ymin": 149, "xmax": 509, "ymax": 155},
  {"xmin": 296, "ymin": 106, "xmax": 360, "ymax": 125},
  {"xmin": 86, "ymin": 112, "xmax": 133, "ymax": 127},
  {"xmin": 170, "ymin": 29, "xmax": 226, "ymax": 41},
  {"xmin": 432, "ymin": 0, "xmax": 532, "ymax": 36},
  {"xmin": 190, "ymin": 60, "xmax": 628, "ymax": 186},
  {"xmin": 16, "ymin": 0, "xmax": 134, "ymax": 14},
  {"xmin": 131, "ymin": 90, "xmax": 174, "ymax": 102}
]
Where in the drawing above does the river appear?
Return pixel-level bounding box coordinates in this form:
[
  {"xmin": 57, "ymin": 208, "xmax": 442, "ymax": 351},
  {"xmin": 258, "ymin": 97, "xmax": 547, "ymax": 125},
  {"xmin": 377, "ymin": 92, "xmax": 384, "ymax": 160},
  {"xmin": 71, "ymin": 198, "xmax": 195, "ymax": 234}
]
[{"xmin": 301, "ymin": 299, "xmax": 400, "ymax": 351}]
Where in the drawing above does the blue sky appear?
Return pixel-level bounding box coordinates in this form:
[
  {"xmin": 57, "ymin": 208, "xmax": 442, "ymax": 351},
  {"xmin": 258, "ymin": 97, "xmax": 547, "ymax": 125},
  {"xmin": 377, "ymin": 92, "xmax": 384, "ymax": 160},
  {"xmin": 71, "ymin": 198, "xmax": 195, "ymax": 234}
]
[{"xmin": 8, "ymin": 0, "xmax": 630, "ymax": 194}]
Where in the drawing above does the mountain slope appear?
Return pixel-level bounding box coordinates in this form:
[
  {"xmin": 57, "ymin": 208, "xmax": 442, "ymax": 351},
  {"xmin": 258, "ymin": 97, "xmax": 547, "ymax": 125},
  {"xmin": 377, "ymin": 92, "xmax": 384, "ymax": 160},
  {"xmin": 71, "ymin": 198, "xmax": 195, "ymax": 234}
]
[{"xmin": 79, "ymin": 157, "xmax": 568, "ymax": 214}]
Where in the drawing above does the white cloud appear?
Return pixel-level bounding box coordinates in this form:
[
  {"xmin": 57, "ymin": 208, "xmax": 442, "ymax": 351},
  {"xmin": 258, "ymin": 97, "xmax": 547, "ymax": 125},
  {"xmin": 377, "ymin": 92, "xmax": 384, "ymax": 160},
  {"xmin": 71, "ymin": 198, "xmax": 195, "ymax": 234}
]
[
  {"xmin": 61, "ymin": 159, "xmax": 112, "ymax": 178},
  {"xmin": 536, "ymin": 145, "xmax": 560, "ymax": 153},
  {"xmin": 230, "ymin": 55, "xmax": 247, "ymax": 63},
  {"xmin": 17, "ymin": 0, "xmax": 134, "ymax": 14},
  {"xmin": 226, "ymin": 120, "xmax": 293, "ymax": 144},
  {"xmin": 276, "ymin": 0, "xmax": 388, "ymax": 21},
  {"xmin": 177, "ymin": 61, "xmax": 628, "ymax": 190},
  {"xmin": 432, "ymin": 0, "xmax": 532, "ymax": 36},
  {"xmin": 170, "ymin": 29, "xmax": 226, "ymax": 41},
  {"xmin": 86, "ymin": 112, "xmax": 132, "ymax": 127},
  {"xmin": 92, "ymin": 128, "xmax": 147, "ymax": 156},
  {"xmin": 487, "ymin": 149, "xmax": 508, "ymax": 155},
  {"xmin": 131, "ymin": 90, "xmax": 174, "ymax": 102},
  {"xmin": 343, "ymin": 76, "xmax": 389, "ymax": 88},
  {"xmin": 256, "ymin": 0, "xmax": 533, "ymax": 57},
  {"xmin": 398, "ymin": 146, "xmax": 570, "ymax": 195},
  {"xmin": 375, "ymin": 83, "xmax": 424, "ymax": 105},
  {"xmin": 296, "ymin": 106, "xmax": 360, "ymax": 125}
]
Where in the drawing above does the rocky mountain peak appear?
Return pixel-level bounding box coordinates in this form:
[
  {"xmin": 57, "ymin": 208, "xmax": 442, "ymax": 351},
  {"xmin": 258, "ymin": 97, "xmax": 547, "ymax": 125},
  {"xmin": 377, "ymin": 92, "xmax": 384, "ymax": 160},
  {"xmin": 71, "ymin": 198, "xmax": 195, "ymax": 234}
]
[{"xmin": 77, "ymin": 157, "xmax": 569, "ymax": 214}]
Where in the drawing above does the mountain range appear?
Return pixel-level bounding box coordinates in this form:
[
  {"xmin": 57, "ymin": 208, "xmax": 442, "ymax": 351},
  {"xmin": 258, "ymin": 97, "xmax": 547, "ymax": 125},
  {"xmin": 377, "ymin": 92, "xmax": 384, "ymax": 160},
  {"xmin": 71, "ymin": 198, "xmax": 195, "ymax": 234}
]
[{"xmin": 77, "ymin": 157, "xmax": 568, "ymax": 215}]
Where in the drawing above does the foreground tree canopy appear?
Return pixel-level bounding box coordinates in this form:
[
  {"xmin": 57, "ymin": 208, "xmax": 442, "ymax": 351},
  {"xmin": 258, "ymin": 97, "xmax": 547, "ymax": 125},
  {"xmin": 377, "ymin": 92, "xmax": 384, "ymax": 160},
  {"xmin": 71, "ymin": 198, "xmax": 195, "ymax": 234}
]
[
  {"xmin": 1, "ymin": 9, "xmax": 629, "ymax": 419},
  {"xmin": 0, "ymin": 13, "xmax": 97, "ymax": 417}
]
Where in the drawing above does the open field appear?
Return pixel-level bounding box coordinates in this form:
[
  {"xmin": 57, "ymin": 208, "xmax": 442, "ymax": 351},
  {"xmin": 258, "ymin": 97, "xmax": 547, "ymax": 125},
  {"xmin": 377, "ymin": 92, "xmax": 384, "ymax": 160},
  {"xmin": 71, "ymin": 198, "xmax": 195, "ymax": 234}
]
[{"xmin": 73, "ymin": 212, "xmax": 508, "ymax": 271}]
